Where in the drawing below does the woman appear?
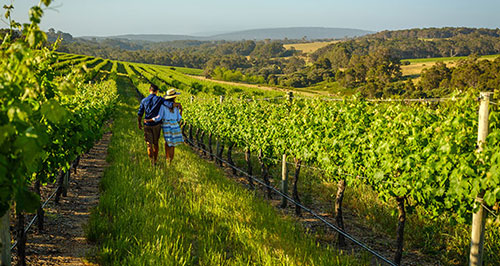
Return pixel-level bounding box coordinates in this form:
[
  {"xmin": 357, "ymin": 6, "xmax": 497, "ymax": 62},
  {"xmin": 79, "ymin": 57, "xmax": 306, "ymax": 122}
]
[{"xmin": 145, "ymin": 88, "xmax": 183, "ymax": 164}]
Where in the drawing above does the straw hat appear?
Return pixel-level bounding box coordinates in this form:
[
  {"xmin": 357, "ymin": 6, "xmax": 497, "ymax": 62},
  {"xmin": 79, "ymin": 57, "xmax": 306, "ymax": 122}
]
[{"xmin": 164, "ymin": 88, "xmax": 180, "ymax": 99}]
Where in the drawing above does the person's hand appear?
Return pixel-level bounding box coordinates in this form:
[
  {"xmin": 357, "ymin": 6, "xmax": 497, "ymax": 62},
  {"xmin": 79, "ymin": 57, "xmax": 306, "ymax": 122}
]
[{"xmin": 137, "ymin": 116, "xmax": 143, "ymax": 130}]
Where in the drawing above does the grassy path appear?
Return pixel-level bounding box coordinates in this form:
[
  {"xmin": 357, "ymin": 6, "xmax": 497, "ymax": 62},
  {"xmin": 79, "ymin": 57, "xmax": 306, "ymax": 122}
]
[{"xmin": 86, "ymin": 76, "xmax": 363, "ymax": 265}]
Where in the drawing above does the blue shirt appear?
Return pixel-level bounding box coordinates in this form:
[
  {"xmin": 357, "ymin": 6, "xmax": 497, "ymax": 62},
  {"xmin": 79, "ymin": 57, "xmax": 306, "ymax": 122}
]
[
  {"xmin": 137, "ymin": 94, "xmax": 173, "ymax": 126},
  {"xmin": 152, "ymin": 104, "xmax": 182, "ymax": 123}
]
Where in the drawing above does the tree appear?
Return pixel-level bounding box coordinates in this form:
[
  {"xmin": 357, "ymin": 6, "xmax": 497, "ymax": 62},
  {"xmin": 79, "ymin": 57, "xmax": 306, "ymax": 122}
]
[{"xmin": 419, "ymin": 62, "xmax": 451, "ymax": 92}]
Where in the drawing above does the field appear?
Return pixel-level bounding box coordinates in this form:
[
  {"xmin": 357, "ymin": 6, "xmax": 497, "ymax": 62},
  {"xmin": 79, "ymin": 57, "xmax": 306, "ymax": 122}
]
[
  {"xmin": 283, "ymin": 41, "xmax": 340, "ymax": 54},
  {"xmin": 86, "ymin": 75, "xmax": 364, "ymax": 265},
  {"xmin": 401, "ymin": 54, "xmax": 500, "ymax": 77},
  {"xmin": 4, "ymin": 48, "xmax": 500, "ymax": 266},
  {"xmin": 126, "ymin": 61, "xmax": 287, "ymax": 98},
  {"xmin": 4, "ymin": 3, "xmax": 500, "ymax": 266},
  {"xmin": 182, "ymin": 86, "xmax": 500, "ymax": 265},
  {"xmin": 122, "ymin": 50, "xmax": 500, "ymax": 98},
  {"xmin": 5, "ymin": 51, "xmax": 368, "ymax": 265},
  {"xmin": 168, "ymin": 66, "xmax": 204, "ymax": 76},
  {"xmin": 116, "ymin": 54, "xmax": 499, "ymax": 265}
]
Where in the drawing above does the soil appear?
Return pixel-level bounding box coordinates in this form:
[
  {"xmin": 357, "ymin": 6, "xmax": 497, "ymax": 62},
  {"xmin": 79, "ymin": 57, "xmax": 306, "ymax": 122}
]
[{"xmin": 11, "ymin": 129, "xmax": 112, "ymax": 266}]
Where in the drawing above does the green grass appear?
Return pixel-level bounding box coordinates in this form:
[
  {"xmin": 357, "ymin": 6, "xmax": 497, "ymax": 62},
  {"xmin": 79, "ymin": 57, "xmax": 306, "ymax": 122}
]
[
  {"xmin": 303, "ymin": 81, "xmax": 349, "ymax": 96},
  {"xmin": 201, "ymin": 139, "xmax": 500, "ymax": 266},
  {"xmin": 52, "ymin": 56, "xmax": 89, "ymax": 71},
  {"xmin": 58, "ymin": 52, "xmax": 499, "ymax": 265},
  {"xmin": 116, "ymin": 62, "xmax": 127, "ymax": 74},
  {"xmin": 84, "ymin": 58, "xmax": 103, "ymax": 69},
  {"xmin": 86, "ymin": 75, "xmax": 363, "ymax": 265},
  {"xmin": 54, "ymin": 52, "xmax": 86, "ymax": 60},
  {"xmin": 131, "ymin": 62, "xmax": 285, "ymax": 99},
  {"xmin": 101, "ymin": 60, "xmax": 113, "ymax": 72},
  {"xmin": 169, "ymin": 66, "xmax": 204, "ymax": 76},
  {"xmin": 339, "ymin": 184, "xmax": 500, "ymax": 265}
]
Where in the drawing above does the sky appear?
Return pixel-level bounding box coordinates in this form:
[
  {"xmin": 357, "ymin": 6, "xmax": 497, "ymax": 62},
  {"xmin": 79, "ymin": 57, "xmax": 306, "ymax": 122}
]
[{"xmin": 3, "ymin": 0, "xmax": 500, "ymax": 37}]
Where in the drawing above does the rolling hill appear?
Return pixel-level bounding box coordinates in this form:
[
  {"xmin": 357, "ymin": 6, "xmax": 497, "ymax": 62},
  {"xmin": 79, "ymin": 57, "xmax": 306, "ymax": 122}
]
[{"xmin": 79, "ymin": 27, "xmax": 373, "ymax": 42}]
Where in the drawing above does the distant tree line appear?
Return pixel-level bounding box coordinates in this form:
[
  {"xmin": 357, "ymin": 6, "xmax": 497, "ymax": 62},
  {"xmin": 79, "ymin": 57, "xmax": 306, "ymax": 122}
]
[
  {"xmin": 274, "ymin": 49, "xmax": 402, "ymax": 90},
  {"xmin": 367, "ymin": 27, "xmax": 500, "ymax": 39},
  {"xmin": 0, "ymin": 29, "xmax": 22, "ymax": 41},
  {"xmin": 47, "ymin": 27, "xmax": 500, "ymax": 97},
  {"xmin": 417, "ymin": 56, "xmax": 500, "ymax": 97},
  {"xmin": 47, "ymin": 28, "xmax": 73, "ymax": 43},
  {"xmin": 57, "ymin": 38, "xmax": 296, "ymax": 69},
  {"xmin": 312, "ymin": 28, "xmax": 500, "ymax": 69},
  {"xmin": 58, "ymin": 40, "xmax": 210, "ymax": 68}
]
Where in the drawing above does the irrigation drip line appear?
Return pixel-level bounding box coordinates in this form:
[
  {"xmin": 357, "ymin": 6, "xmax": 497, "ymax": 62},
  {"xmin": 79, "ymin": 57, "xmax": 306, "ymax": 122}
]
[
  {"xmin": 482, "ymin": 203, "xmax": 499, "ymax": 219},
  {"xmin": 185, "ymin": 138, "xmax": 398, "ymax": 266},
  {"xmin": 10, "ymin": 184, "xmax": 61, "ymax": 251}
]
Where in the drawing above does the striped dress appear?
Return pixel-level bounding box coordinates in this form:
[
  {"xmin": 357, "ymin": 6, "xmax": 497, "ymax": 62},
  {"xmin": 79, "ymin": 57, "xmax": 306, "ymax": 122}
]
[{"xmin": 152, "ymin": 104, "xmax": 183, "ymax": 147}]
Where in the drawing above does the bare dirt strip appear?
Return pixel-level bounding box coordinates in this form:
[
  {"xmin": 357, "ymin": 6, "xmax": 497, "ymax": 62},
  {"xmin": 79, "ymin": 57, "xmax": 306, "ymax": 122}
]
[{"xmin": 12, "ymin": 129, "xmax": 112, "ymax": 266}]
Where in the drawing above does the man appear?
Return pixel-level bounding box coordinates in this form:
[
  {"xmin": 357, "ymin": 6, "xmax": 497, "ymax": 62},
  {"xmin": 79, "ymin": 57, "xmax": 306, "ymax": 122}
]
[{"xmin": 138, "ymin": 84, "xmax": 182, "ymax": 165}]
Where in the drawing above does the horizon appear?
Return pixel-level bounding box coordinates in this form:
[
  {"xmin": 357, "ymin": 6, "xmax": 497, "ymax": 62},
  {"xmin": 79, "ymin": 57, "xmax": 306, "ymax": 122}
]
[
  {"xmin": 5, "ymin": 0, "xmax": 500, "ymax": 37},
  {"xmin": 79, "ymin": 26, "xmax": 376, "ymax": 38}
]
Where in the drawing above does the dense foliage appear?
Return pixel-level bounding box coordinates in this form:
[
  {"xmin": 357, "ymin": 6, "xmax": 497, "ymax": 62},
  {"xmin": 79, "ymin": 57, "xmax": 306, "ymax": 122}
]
[
  {"xmin": 368, "ymin": 27, "xmax": 500, "ymax": 39},
  {"xmin": 0, "ymin": 2, "xmax": 117, "ymax": 216},
  {"xmin": 312, "ymin": 28, "xmax": 500, "ymax": 63},
  {"xmin": 418, "ymin": 56, "xmax": 500, "ymax": 96},
  {"xmin": 86, "ymin": 76, "xmax": 362, "ymax": 265},
  {"xmin": 183, "ymin": 95, "xmax": 500, "ymax": 221}
]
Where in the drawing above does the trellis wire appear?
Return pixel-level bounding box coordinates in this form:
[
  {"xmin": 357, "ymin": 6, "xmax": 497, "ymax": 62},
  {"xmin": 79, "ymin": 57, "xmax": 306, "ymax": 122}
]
[
  {"xmin": 10, "ymin": 157, "xmax": 79, "ymax": 252},
  {"xmin": 481, "ymin": 203, "xmax": 499, "ymax": 219},
  {"xmin": 185, "ymin": 137, "xmax": 398, "ymax": 266},
  {"xmin": 310, "ymin": 96, "xmax": 473, "ymax": 103},
  {"xmin": 189, "ymin": 95, "xmax": 475, "ymax": 104},
  {"xmin": 10, "ymin": 183, "xmax": 61, "ymax": 251},
  {"xmin": 204, "ymin": 138, "xmax": 399, "ymax": 186}
]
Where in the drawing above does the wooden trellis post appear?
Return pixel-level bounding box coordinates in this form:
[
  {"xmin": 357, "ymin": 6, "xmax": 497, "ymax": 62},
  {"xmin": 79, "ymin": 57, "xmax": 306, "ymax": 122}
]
[
  {"xmin": 280, "ymin": 153, "xmax": 288, "ymax": 208},
  {"xmin": 245, "ymin": 148, "xmax": 254, "ymax": 189},
  {"xmin": 35, "ymin": 180, "xmax": 44, "ymax": 232},
  {"xmin": 62, "ymin": 170, "xmax": 70, "ymax": 197},
  {"xmin": 215, "ymin": 95, "xmax": 225, "ymax": 166},
  {"xmin": 469, "ymin": 92, "xmax": 493, "ymax": 266},
  {"xmin": 281, "ymin": 92, "xmax": 293, "ymax": 207},
  {"xmin": 0, "ymin": 210, "xmax": 10, "ymax": 266},
  {"xmin": 17, "ymin": 211, "xmax": 26, "ymax": 266}
]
